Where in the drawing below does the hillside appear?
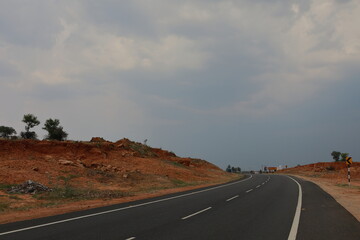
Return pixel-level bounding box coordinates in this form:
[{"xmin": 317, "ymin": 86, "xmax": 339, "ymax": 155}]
[
  {"xmin": 279, "ymin": 161, "xmax": 360, "ymax": 180},
  {"xmin": 0, "ymin": 138, "xmax": 239, "ymax": 223}
]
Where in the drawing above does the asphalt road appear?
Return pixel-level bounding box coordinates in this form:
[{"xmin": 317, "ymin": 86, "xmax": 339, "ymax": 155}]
[{"xmin": 0, "ymin": 174, "xmax": 359, "ymax": 240}]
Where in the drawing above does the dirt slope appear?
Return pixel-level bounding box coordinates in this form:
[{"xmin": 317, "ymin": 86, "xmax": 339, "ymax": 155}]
[
  {"xmin": 0, "ymin": 138, "xmax": 239, "ymax": 224},
  {"xmin": 279, "ymin": 161, "xmax": 360, "ymax": 179}
]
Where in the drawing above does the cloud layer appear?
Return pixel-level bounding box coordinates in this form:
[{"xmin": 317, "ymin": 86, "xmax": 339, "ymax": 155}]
[{"xmin": 1, "ymin": 0, "xmax": 359, "ymax": 170}]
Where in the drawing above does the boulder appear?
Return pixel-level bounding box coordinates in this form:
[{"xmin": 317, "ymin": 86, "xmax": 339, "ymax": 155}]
[{"xmin": 8, "ymin": 180, "xmax": 52, "ymax": 194}]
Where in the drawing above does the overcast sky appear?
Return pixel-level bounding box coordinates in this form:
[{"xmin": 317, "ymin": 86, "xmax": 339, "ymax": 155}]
[{"xmin": 1, "ymin": 0, "xmax": 359, "ymax": 170}]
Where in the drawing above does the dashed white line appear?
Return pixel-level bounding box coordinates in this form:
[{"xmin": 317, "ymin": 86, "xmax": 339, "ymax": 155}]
[
  {"xmin": 226, "ymin": 195, "xmax": 239, "ymax": 202},
  {"xmin": 181, "ymin": 207, "xmax": 212, "ymax": 220},
  {"xmin": 256, "ymin": 185, "xmax": 261, "ymax": 188},
  {"xmin": 126, "ymin": 237, "xmax": 136, "ymax": 240},
  {"xmin": 246, "ymin": 189, "xmax": 253, "ymax": 193}
]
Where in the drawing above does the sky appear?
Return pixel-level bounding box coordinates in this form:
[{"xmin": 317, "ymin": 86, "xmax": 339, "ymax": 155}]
[{"xmin": 1, "ymin": 0, "xmax": 359, "ymax": 171}]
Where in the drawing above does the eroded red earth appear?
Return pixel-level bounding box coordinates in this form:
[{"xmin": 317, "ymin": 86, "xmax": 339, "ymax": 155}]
[{"xmin": 0, "ymin": 138, "xmax": 239, "ymax": 224}]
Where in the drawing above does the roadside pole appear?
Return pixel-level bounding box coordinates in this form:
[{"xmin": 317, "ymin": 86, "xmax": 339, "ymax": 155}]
[{"xmin": 346, "ymin": 157, "xmax": 353, "ymax": 186}]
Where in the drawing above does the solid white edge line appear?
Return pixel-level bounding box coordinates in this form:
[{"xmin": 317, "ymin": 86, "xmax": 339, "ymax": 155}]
[
  {"xmin": 0, "ymin": 175, "xmax": 253, "ymax": 236},
  {"xmin": 287, "ymin": 176, "xmax": 302, "ymax": 240},
  {"xmin": 226, "ymin": 195, "xmax": 239, "ymax": 202},
  {"xmin": 181, "ymin": 207, "xmax": 212, "ymax": 220}
]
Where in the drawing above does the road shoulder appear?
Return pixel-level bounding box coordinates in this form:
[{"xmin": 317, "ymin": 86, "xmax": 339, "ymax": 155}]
[{"xmin": 287, "ymin": 174, "xmax": 360, "ymax": 221}]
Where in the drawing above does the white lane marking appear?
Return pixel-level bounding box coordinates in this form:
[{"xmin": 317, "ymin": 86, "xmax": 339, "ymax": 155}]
[
  {"xmin": 262, "ymin": 182, "xmax": 265, "ymax": 185},
  {"xmin": 287, "ymin": 176, "xmax": 302, "ymax": 240},
  {"xmin": 126, "ymin": 237, "xmax": 136, "ymax": 240},
  {"xmin": 246, "ymin": 189, "xmax": 253, "ymax": 193},
  {"xmin": 0, "ymin": 176, "xmax": 253, "ymax": 236},
  {"xmin": 256, "ymin": 185, "xmax": 261, "ymax": 188},
  {"xmin": 181, "ymin": 207, "xmax": 212, "ymax": 220},
  {"xmin": 226, "ymin": 195, "xmax": 239, "ymax": 202}
]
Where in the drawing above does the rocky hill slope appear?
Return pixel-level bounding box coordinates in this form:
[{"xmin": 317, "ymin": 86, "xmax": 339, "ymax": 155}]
[
  {"xmin": 279, "ymin": 161, "xmax": 360, "ymax": 179},
  {"xmin": 0, "ymin": 138, "xmax": 239, "ymax": 223}
]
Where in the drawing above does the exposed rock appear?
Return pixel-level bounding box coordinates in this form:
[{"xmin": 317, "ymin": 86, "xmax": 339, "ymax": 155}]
[
  {"xmin": 58, "ymin": 159, "xmax": 75, "ymax": 166},
  {"xmin": 87, "ymin": 163, "xmax": 118, "ymax": 172},
  {"xmin": 115, "ymin": 138, "xmax": 132, "ymax": 148},
  {"xmin": 8, "ymin": 180, "xmax": 52, "ymax": 194},
  {"xmin": 75, "ymin": 160, "xmax": 85, "ymax": 168},
  {"xmin": 90, "ymin": 137, "xmax": 107, "ymax": 142},
  {"xmin": 32, "ymin": 167, "xmax": 39, "ymax": 171}
]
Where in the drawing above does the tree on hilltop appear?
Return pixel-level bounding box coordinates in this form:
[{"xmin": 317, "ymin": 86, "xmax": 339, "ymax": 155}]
[
  {"xmin": 0, "ymin": 126, "xmax": 17, "ymax": 139},
  {"xmin": 340, "ymin": 153, "xmax": 349, "ymax": 162},
  {"xmin": 20, "ymin": 114, "xmax": 40, "ymax": 139},
  {"xmin": 43, "ymin": 118, "xmax": 68, "ymax": 141},
  {"xmin": 331, "ymin": 151, "xmax": 341, "ymax": 162}
]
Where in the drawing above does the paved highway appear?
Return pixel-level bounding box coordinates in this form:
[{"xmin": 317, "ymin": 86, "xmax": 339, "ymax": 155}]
[{"xmin": 0, "ymin": 174, "xmax": 359, "ymax": 239}]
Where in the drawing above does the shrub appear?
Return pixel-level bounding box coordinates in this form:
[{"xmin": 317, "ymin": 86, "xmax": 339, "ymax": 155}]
[
  {"xmin": 0, "ymin": 126, "xmax": 17, "ymax": 139},
  {"xmin": 21, "ymin": 114, "xmax": 40, "ymax": 139},
  {"xmin": 43, "ymin": 118, "xmax": 68, "ymax": 141}
]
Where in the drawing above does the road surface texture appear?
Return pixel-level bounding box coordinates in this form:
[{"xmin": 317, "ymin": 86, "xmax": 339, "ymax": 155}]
[{"xmin": 0, "ymin": 174, "xmax": 359, "ymax": 240}]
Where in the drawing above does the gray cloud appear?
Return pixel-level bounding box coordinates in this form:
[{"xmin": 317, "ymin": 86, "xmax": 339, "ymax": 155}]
[
  {"xmin": 1, "ymin": 0, "xmax": 359, "ymax": 170},
  {"xmin": 0, "ymin": 60, "xmax": 19, "ymax": 77},
  {"xmin": 0, "ymin": 1, "xmax": 63, "ymax": 48},
  {"xmin": 82, "ymin": 1, "xmax": 157, "ymax": 37}
]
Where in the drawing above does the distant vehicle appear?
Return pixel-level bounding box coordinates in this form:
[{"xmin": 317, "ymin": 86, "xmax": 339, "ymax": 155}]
[{"xmin": 267, "ymin": 167, "xmax": 277, "ymax": 173}]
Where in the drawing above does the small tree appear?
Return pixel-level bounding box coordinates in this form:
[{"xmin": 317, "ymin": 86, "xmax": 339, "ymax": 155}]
[
  {"xmin": 340, "ymin": 153, "xmax": 349, "ymax": 162},
  {"xmin": 43, "ymin": 118, "xmax": 68, "ymax": 141},
  {"xmin": 20, "ymin": 114, "xmax": 40, "ymax": 139},
  {"xmin": 0, "ymin": 126, "xmax": 17, "ymax": 139},
  {"xmin": 226, "ymin": 165, "xmax": 232, "ymax": 173},
  {"xmin": 331, "ymin": 151, "xmax": 341, "ymax": 162}
]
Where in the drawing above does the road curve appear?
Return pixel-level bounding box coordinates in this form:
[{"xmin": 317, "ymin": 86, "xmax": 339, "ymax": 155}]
[{"xmin": 0, "ymin": 174, "xmax": 359, "ymax": 240}]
